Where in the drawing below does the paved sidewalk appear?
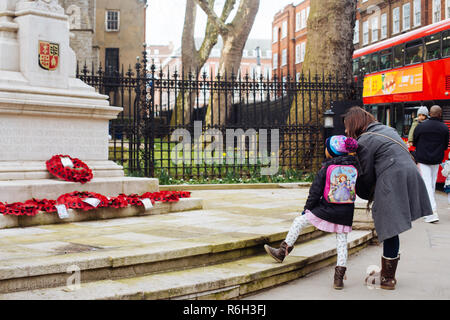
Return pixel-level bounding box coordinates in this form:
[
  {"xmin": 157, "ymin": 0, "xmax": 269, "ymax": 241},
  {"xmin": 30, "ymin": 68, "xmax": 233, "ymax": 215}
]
[{"xmin": 245, "ymin": 192, "xmax": 450, "ymax": 300}]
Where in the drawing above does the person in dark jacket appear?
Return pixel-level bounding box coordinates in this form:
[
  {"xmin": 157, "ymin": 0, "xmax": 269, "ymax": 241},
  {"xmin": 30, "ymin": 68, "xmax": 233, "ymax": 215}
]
[
  {"xmin": 344, "ymin": 106, "xmax": 432, "ymax": 290},
  {"xmin": 413, "ymin": 105, "xmax": 450, "ymax": 223},
  {"xmin": 264, "ymin": 135, "xmax": 359, "ymax": 290}
]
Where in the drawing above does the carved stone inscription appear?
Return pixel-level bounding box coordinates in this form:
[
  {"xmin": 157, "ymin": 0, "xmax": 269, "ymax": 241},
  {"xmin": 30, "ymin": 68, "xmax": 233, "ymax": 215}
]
[{"xmin": 0, "ymin": 116, "xmax": 108, "ymax": 161}]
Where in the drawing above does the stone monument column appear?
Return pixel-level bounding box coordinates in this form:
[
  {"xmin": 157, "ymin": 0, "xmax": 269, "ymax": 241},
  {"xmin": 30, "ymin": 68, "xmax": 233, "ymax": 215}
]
[{"xmin": 0, "ymin": 0, "xmax": 157, "ymax": 212}]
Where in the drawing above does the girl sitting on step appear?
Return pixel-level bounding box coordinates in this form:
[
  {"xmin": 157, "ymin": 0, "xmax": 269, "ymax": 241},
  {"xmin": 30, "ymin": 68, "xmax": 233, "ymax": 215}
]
[{"xmin": 264, "ymin": 135, "xmax": 359, "ymax": 290}]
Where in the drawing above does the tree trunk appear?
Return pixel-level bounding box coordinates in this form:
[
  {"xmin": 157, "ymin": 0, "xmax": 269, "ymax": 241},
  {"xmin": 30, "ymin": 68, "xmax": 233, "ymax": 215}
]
[{"xmin": 284, "ymin": 0, "xmax": 356, "ymax": 171}]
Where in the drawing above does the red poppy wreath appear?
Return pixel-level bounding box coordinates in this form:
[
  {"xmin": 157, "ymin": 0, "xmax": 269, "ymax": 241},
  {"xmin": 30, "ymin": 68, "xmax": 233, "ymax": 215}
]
[{"xmin": 46, "ymin": 155, "xmax": 93, "ymax": 184}]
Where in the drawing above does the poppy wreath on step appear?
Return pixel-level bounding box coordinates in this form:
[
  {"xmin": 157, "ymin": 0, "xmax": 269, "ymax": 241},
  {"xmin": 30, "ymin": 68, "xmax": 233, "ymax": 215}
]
[
  {"xmin": 46, "ymin": 155, "xmax": 93, "ymax": 184},
  {"xmin": 57, "ymin": 191, "xmax": 109, "ymax": 212}
]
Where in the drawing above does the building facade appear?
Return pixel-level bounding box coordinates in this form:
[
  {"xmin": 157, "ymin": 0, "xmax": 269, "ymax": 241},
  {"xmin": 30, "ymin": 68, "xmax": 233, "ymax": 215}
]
[
  {"xmin": 157, "ymin": 38, "xmax": 272, "ymax": 111},
  {"xmin": 354, "ymin": 0, "xmax": 450, "ymax": 50},
  {"xmin": 162, "ymin": 38, "xmax": 272, "ymax": 79},
  {"xmin": 271, "ymin": 1, "xmax": 310, "ymax": 82},
  {"xmin": 148, "ymin": 42, "xmax": 175, "ymax": 70},
  {"xmin": 60, "ymin": 0, "xmax": 147, "ymax": 73},
  {"xmin": 271, "ymin": 0, "xmax": 450, "ymax": 81}
]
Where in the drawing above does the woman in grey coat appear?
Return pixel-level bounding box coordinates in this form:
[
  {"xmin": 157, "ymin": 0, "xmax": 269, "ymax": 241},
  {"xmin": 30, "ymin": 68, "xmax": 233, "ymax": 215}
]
[{"xmin": 344, "ymin": 107, "xmax": 432, "ymax": 290}]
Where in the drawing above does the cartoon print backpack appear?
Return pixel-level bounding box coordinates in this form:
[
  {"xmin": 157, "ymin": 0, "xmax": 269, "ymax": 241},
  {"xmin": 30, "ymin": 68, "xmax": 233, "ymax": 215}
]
[{"xmin": 323, "ymin": 165, "xmax": 358, "ymax": 204}]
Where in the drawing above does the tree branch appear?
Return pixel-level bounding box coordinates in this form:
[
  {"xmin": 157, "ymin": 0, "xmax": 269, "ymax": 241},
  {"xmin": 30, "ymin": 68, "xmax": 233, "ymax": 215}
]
[{"xmin": 194, "ymin": 0, "xmax": 230, "ymax": 35}]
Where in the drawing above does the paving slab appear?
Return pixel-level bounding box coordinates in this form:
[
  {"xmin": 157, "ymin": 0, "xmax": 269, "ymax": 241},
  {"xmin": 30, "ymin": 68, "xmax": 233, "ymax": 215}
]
[{"xmin": 245, "ymin": 191, "xmax": 450, "ymax": 300}]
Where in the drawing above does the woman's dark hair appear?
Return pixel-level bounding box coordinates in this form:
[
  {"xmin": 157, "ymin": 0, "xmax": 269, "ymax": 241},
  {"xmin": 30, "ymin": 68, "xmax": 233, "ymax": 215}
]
[{"xmin": 344, "ymin": 106, "xmax": 377, "ymax": 139}]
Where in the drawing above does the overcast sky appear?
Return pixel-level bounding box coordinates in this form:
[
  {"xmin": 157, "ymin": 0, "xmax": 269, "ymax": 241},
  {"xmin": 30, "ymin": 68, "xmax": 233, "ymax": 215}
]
[{"xmin": 146, "ymin": 0, "xmax": 302, "ymax": 48}]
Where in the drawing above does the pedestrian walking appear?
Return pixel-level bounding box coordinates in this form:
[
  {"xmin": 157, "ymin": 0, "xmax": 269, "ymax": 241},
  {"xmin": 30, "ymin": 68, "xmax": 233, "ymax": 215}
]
[
  {"xmin": 344, "ymin": 106, "xmax": 432, "ymax": 290},
  {"xmin": 264, "ymin": 135, "xmax": 359, "ymax": 290},
  {"xmin": 408, "ymin": 106, "xmax": 429, "ymax": 147},
  {"xmin": 413, "ymin": 105, "xmax": 449, "ymax": 223},
  {"xmin": 442, "ymin": 153, "xmax": 450, "ymax": 204}
]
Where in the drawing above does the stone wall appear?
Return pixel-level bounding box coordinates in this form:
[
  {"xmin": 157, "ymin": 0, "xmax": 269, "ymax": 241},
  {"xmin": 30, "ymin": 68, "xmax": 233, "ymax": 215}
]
[{"xmin": 58, "ymin": 0, "xmax": 97, "ymax": 68}]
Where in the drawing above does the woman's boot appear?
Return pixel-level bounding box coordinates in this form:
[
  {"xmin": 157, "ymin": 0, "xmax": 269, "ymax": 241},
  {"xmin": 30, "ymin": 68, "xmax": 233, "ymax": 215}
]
[
  {"xmin": 380, "ymin": 255, "xmax": 400, "ymax": 290},
  {"xmin": 333, "ymin": 266, "xmax": 347, "ymax": 290},
  {"xmin": 264, "ymin": 241, "xmax": 293, "ymax": 263}
]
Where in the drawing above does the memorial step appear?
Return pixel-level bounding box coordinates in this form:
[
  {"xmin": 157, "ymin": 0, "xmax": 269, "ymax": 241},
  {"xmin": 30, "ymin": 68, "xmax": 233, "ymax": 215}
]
[
  {"xmin": 0, "ymin": 177, "xmax": 159, "ymax": 204},
  {"xmin": 0, "ymin": 230, "xmax": 374, "ymax": 300}
]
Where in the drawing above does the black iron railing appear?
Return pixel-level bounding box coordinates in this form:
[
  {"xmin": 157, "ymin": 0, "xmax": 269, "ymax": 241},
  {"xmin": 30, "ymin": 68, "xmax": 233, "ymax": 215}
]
[{"xmin": 77, "ymin": 52, "xmax": 362, "ymax": 180}]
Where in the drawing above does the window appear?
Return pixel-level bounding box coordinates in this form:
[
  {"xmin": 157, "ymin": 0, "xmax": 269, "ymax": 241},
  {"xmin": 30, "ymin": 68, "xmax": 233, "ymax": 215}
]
[
  {"xmin": 363, "ymin": 20, "xmax": 369, "ymax": 45},
  {"xmin": 405, "ymin": 39, "xmax": 423, "ymax": 65},
  {"xmin": 370, "ymin": 53, "xmax": 379, "ymax": 72},
  {"xmin": 273, "ymin": 27, "xmax": 278, "ymax": 43},
  {"xmin": 393, "ymin": 7, "xmax": 400, "ymax": 34},
  {"xmin": 301, "ymin": 9, "xmax": 307, "ymax": 29},
  {"xmin": 413, "ymin": 0, "xmax": 421, "ymax": 27},
  {"xmin": 381, "ymin": 14, "xmax": 387, "ymax": 39},
  {"xmin": 282, "ymin": 49, "xmax": 287, "ymax": 66},
  {"xmin": 393, "ymin": 45, "xmax": 404, "ymax": 68},
  {"xmin": 403, "ymin": 3, "xmax": 410, "ymax": 31},
  {"xmin": 282, "ymin": 21, "xmax": 287, "ymax": 39},
  {"xmin": 433, "ymin": 0, "xmax": 441, "ymax": 23},
  {"xmin": 371, "ymin": 16, "xmax": 378, "ymax": 43},
  {"xmin": 425, "ymin": 33, "xmax": 441, "ymax": 61},
  {"xmin": 301, "ymin": 42, "xmax": 306, "ymax": 62},
  {"xmin": 273, "ymin": 53, "xmax": 278, "ymax": 69},
  {"xmin": 295, "ymin": 44, "xmax": 301, "ymax": 64},
  {"xmin": 360, "ymin": 55, "xmax": 369, "ymax": 74},
  {"xmin": 354, "ymin": 20, "xmax": 359, "ymax": 44},
  {"xmin": 447, "ymin": 0, "xmax": 450, "ymax": 19},
  {"xmin": 243, "ymin": 50, "xmax": 248, "ymax": 57},
  {"xmin": 443, "ymin": 30, "xmax": 450, "ymax": 57},
  {"xmin": 296, "ymin": 12, "xmax": 301, "ymax": 31},
  {"xmin": 106, "ymin": 10, "xmax": 120, "ymax": 31},
  {"xmin": 266, "ymin": 50, "xmax": 272, "ymax": 58},
  {"xmin": 105, "ymin": 48, "xmax": 119, "ymax": 74},
  {"xmin": 353, "ymin": 58, "xmax": 360, "ymax": 75},
  {"xmin": 379, "ymin": 49, "xmax": 392, "ymax": 70}
]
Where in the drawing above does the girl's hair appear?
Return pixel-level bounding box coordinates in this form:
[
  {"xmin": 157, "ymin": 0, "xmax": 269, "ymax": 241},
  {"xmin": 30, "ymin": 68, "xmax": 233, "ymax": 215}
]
[{"xmin": 344, "ymin": 107, "xmax": 377, "ymax": 139}]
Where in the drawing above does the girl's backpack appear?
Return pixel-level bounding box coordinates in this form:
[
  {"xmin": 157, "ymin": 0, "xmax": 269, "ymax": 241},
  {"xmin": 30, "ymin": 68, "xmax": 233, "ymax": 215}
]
[{"xmin": 323, "ymin": 165, "xmax": 358, "ymax": 204}]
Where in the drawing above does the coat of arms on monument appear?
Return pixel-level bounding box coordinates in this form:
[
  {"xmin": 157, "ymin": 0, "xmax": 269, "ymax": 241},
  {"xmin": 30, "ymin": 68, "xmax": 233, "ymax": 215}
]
[{"xmin": 39, "ymin": 41, "xmax": 59, "ymax": 71}]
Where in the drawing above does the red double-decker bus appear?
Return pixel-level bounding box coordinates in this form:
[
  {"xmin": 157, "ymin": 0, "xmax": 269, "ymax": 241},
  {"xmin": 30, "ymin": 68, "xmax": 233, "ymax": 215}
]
[{"xmin": 353, "ymin": 20, "xmax": 450, "ymax": 183}]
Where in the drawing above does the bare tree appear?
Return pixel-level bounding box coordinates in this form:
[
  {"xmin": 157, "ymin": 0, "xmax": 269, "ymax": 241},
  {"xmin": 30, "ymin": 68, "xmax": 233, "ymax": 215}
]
[
  {"xmin": 170, "ymin": 0, "xmax": 236, "ymax": 126},
  {"xmin": 195, "ymin": 0, "xmax": 260, "ymax": 126}
]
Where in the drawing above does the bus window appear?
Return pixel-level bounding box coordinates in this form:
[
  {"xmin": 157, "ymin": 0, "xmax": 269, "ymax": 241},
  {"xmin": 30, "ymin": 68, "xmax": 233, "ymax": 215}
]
[
  {"xmin": 405, "ymin": 39, "xmax": 423, "ymax": 65},
  {"xmin": 425, "ymin": 33, "xmax": 441, "ymax": 61},
  {"xmin": 353, "ymin": 58, "xmax": 360, "ymax": 75},
  {"xmin": 379, "ymin": 49, "xmax": 392, "ymax": 70},
  {"xmin": 360, "ymin": 55, "xmax": 370, "ymax": 74},
  {"xmin": 393, "ymin": 45, "xmax": 404, "ymax": 68},
  {"xmin": 370, "ymin": 53, "xmax": 379, "ymax": 72},
  {"xmin": 443, "ymin": 30, "xmax": 450, "ymax": 58}
]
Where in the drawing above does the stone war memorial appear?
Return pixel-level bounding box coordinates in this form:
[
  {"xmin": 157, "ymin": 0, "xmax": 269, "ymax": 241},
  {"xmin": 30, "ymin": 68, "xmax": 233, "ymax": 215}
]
[{"xmin": 0, "ymin": 0, "xmax": 159, "ymax": 228}]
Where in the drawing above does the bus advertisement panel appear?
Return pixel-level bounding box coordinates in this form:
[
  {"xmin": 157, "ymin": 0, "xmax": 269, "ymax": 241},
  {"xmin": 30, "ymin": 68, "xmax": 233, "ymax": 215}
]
[{"xmin": 363, "ymin": 65, "xmax": 424, "ymax": 98}]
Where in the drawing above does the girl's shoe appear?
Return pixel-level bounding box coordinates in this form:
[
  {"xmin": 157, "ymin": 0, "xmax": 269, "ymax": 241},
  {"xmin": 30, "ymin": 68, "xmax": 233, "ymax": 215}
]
[
  {"xmin": 264, "ymin": 241, "xmax": 293, "ymax": 263},
  {"xmin": 333, "ymin": 266, "xmax": 347, "ymax": 290}
]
